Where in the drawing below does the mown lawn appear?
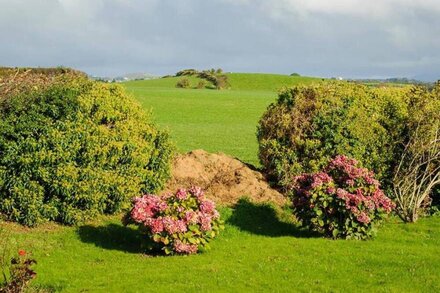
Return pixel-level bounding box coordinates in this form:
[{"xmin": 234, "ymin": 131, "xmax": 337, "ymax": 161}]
[
  {"xmin": 2, "ymin": 73, "xmax": 439, "ymax": 292},
  {"xmin": 2, "ymin": 200, "xmax": 439, "ymax": 292},
  {"xmin": 124, "ymin": 73, "xmax": 318, "ymax": 166}
]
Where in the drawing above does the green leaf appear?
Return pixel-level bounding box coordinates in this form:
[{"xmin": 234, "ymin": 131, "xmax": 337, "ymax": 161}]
[
  {"xmin": 153, "ymin": 234, "xmax": 161, "ymax": 242},
  {"xmin": 162, "ymin": 237, "xmax": 170, "ymax": 245}
]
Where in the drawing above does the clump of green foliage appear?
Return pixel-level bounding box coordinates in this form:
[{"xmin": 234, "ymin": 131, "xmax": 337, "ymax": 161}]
[
  {"xmin": 257, "ymin": 82, "xmax": 407, "ymax": 190},
  {"xmin": 258, "ymin": 81, "xmax": 440, "ymax": 222},
  {"xmin": 176, "ymin": 69, "xmax": 199, "ymax": 77},
  {"xmin": 0, "ymin": 72, "xmax": 174, "ymax": 226},
  {"xmin": 196, "ymin": 80, "xmax": 207, "ymax": 89},
  {"xmin": 175, "ymin": 68, "xmax": 229, "ymax": 90},
  {"xmin": 176, "ymin": 78, "xmax": 191, "ymax": 88}
]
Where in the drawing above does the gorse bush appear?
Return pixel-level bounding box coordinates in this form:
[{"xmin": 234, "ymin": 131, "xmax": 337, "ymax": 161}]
[
  {"xmin": 197, "ymin": 70, "xmax": 229, "ymax": 90},
  {"xmin": 291, "ymin": 155, "xmax": 394, "ymax": 239},
  {"xmin": 176, "ymin": 78, "xmax": 191, "ymax": 88},
  {"xmin": 196, "ymin": 80, "xmax": 207, "ymax": 89},
  {"xmin": 123, "ymin": 187, "xmax": 223, "ymax": 255},
  {"xmin": 0, "ymin": 67, "xmax": 85, "ymax": 102},
  {"xmin": 174, "ymin": 68, "xmax": 229, "ymax": 90},
  {"xmin": 257, "ymin": 82, "xmax": 409, "ymax": 190},
  {"xmin": 258, "ymin": 81, "xmax": 440, "ymax": 222},
  {"xmin": 0, "ymin": 74, "xmax": 174, "ymax": 226},
  {"xmin": 175, "ymin": 69, "xmax": 199, "ymax": 77}
]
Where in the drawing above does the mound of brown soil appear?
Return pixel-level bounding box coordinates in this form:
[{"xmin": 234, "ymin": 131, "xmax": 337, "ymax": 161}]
[{"xmin": 165, "ymin": 150, "xmax": 287, "ymax": 206}]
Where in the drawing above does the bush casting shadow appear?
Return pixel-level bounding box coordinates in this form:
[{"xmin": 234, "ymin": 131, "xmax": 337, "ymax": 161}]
[
  {"xmin": 227, "ymin": 198, "xmax": 317, "ymax": 238},
  {"xmin": 77, "ymin": 223, "xmax": 142, "ymax": 254}
]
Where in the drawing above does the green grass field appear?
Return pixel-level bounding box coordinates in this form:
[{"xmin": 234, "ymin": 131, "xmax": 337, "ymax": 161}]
[
  {"xmin": 124, "ymin": 73, "xmax": 318, "ymax": 166},
  {"xmin": 1, "ymin": 73, "xmax": 439, "ymax": 292},
  {"xmin": 3, "ymin": 202, "xmax": 439, "ymax": 292}
]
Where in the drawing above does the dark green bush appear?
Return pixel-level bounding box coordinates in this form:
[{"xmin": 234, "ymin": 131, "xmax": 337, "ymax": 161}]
[
  {"xmin": 257, "ymin": 82, "xmax": 409, "ymax": 190},
  {"xmin": 197, "ymin": 71, "xmax": 229, "ymax": 90},
  {"xmin": 0, "ymin": 75, "xmax": 174, "ymax": 226},
  {"xmin": 175, "ymin": 69, "xmax": 199, "ymax": 77},
  {"xmin": 174, "ymin": 68, "xmax": 228, "ymax": 90}
]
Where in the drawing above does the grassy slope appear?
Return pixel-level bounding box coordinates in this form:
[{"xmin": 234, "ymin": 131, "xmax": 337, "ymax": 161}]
[{"xmin": 124, "ymin": 73, "xmax": 318, "ymax": 166}]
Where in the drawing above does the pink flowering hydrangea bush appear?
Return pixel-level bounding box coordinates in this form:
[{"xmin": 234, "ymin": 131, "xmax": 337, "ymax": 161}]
[
  {"xmin": 290, "ymin": 155, "xmax": 395, "ymax": 240},
  {"xmin": 123, "ymin": 187, "xmax": 223, "ymax": 255}
]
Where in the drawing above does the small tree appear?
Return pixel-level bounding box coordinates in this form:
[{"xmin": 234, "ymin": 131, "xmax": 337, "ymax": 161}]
[
  {"xmin": 393, "ymin": 126, "xmax": 440, "ymax": 222},
  {"xmin": 393, "ymin": 86, "xmax": 440, "ymax": 222},
  {"xmin": 176, "ymin": 78, "xmax": 190, "ymax": 88},
  {"xmin": 212, "ymin": 75, "xmax": 229, "ymax": 90}
]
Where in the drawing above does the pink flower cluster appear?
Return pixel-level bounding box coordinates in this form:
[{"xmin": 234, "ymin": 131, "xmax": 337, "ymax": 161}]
[
  {"xmin": 291, "ymin": 155, "xmax": 395, "ymax": 239},
  {"xmin": 130, "ymin": 195, "xmax": 167, "ymax": 223},
  {"xmin": 326, "ymin": 155, "xmax": 380, "ymax": 188},
  {"xmin": 174, "ymin": 240, "xmax": 198, "ymax": 254},
  {"xmin": 125, "ymin": 187, "xmax": 221, "ymax": 255}
]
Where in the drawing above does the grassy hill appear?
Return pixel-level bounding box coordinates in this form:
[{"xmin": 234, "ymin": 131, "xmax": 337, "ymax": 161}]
[
  {"xmin": 124, "ymin": 73, "xmax": 319, "ymax": 166},
  {"xmin": 226, "ymin": 73, "xmax": 320, "ymax": 91}
]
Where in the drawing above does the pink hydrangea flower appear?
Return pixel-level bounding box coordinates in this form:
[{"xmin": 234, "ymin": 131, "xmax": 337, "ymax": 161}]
[
  {"xmin": 357, "ymin": 212, "xmax": 371, "ymax": 224},
  {"xmin": 150, "ymin": 218, "xmax": 165, "ymax": 233},
  {"xmin": 189, "ymin": 186, "xmax": 204, "ymax": 199},
  {"xmin": 198, "ymin": 213, "xmax": 212, "ymax": 231},
  {"xmin": 184, "ymin": 210, "xmax": 198, "ymax": 225},
  {"xmin": 200, "ymin": 200, "xmax": 215, "ymax": 214},
  {"xmin": 163, "ymin": 216, "xmax": 179, "ymax": 234},
  {"xmin": 173, "ymin": 240, "xmax": 198, "ymax": 254},
  {"xmin": 175, "ymin": 220, "xmax": 188, "ymax": 233},
  {"xmin": 125, "ymin": 186, "xmax": 222, "ymax": 255},
  {"xmin": 130, "ymin": 195, "xmax": 165, "ymax": 223},
  {"xmin": 175, "ymin": 188, "xmax": 188, "ymax": 200}
]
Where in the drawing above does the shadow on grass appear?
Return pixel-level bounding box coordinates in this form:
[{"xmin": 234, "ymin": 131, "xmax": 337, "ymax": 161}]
[
  {"xmin": 77, "ymin": 223, "xmax": 142, "ymax": 254},
  {"xmin": 227, "ymin": 198, "xmax": 318, "ymax": 238}
]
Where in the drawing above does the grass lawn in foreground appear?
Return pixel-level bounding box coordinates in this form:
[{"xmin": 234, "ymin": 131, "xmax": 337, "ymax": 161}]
[{"xmin": 2, "ymin": 200, "xmax": 439, "ymax": 292}]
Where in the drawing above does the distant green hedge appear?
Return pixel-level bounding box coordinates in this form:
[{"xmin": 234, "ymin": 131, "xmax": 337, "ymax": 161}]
[{"xmin": 0, "ymin": 75, "xmax": 174, "ymax": 226}]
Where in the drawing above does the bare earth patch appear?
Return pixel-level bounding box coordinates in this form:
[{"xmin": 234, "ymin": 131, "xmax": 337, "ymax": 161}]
[{"xmin": 165, "ymin": 149, "xmax": 287, "ymax": 206}]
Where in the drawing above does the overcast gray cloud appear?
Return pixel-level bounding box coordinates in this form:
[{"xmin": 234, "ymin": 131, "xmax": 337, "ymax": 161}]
[{"xmin": 0, "ymin": 0, "xmax": 439, "ymax": 80}]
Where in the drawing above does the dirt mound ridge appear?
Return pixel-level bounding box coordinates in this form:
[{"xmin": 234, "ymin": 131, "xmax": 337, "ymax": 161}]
[{"xmin": 165, "ymin": 149, "xmax": 287, "ymax": 206}]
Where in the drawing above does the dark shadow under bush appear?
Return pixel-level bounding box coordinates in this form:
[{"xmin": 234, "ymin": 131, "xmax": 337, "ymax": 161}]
[
  {"xmin": 77, "ymin": 224, "xmax": 143, "ymax": 254},
  {"xmin": 226, "ymin": 198, "xmax": 317, "ymax": 238}
]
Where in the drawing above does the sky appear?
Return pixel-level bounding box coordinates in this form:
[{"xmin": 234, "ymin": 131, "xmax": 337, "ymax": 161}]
[{"xmin": 1, "ymin": 0, "xmax": 439, "ymax": 80}]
